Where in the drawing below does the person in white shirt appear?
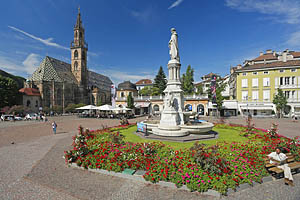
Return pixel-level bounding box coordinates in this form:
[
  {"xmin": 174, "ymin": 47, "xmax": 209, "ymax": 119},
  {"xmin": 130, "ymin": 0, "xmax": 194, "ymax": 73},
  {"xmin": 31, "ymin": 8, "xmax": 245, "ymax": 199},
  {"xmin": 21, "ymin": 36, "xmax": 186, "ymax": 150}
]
[{"xmin": 268, "ymin": 147, "xmax": 294, "ymax": 186}]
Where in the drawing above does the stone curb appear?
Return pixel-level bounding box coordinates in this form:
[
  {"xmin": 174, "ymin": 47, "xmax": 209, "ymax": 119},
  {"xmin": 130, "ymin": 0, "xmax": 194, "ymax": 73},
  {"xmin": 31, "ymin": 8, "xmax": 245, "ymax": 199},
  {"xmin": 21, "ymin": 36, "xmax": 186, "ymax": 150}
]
[{"xmin": 69, "ymin": 163, "xmax": 221, "ymax": 198}]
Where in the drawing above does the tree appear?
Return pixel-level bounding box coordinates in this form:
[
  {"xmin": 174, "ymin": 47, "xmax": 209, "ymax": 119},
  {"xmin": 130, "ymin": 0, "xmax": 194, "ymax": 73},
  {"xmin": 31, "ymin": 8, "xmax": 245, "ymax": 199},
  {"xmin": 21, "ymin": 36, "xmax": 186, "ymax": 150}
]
[
  {"xmin": 96, "ymin": 100, "xmax": 102, "ymax": 106},
  {"xmin": 207, "ymin": 78, "xmax": 226, "ymax": 117},
  {"xmin": 195, "ymin": 84, "xmax": 204, "ymax": 95},
  {"xmin": 0, "ymin": 75, "xmax": 19, "ymax": 108},
  {"xmin": 8, "ymin": 105, "xmax": 25, "ymax": 115},
  {"xmin": 127, "ymin": 93, "xmax": 135, "ymax": 109},
  {"xmin": 273, "ymin": 88, "xmax": 287, "ymax": 118},
  {"xmin": 182, "ymin": 65, "xmax": 194, "ymax": 95},
  {"xmin": 215, "ymin": 82, "xmax": 226, "ymax": 117},
  {"xmin": 154, "ymin": 66, "xmax": 167, "ymax": 95},
  {"xmin": 139, "ymin": 86, "xmax": 153, "ymax": 96}
]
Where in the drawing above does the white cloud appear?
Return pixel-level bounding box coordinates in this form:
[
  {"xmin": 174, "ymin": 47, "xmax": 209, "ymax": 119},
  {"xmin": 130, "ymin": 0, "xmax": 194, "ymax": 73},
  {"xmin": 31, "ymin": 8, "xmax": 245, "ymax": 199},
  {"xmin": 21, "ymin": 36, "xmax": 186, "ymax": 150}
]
[
  {"xmin": 130, "ymin": 8, "xmax": 154, "ymax": 23},
  {"xmin": 286, "ymin": 30, "xmax": 300, "ymax": 47},
  {"xmin": 168, "ymin": 0, "xmax": 184, "ymax": 10},
  {"xmin": 8, "ymin": 26, "xmax": 69, "ymax": 50},
  {"xmin": 22, "ymin": 53, "xmax": 41, "ymax": 74},
  {"xmin": 0, "ymin": 53, "xmax": 41, "ymax": 76},
  {"xmin": 225, "ymin": 0, "xmax": 300, "ymax": 24}
]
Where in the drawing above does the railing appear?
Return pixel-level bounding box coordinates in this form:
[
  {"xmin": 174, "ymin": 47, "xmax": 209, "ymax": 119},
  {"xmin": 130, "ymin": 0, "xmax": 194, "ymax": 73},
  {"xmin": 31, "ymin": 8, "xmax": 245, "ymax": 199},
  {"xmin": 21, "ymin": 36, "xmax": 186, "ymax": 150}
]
[{"xmin": 115, "ymin": 94, "xmax": 208, "ymax": 101}]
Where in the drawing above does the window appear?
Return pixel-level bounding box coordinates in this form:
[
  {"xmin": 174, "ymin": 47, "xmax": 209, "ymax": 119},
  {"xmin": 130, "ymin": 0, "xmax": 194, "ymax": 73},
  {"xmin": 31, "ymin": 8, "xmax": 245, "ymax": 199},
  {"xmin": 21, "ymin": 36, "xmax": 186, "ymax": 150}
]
[
  {"xmin": 253, "ymin": 72, "xmax": 257, "ymax": 75},
  {"xmin": 263, "ymin": 77, "xmax": 270, "ymax": 86},
  {"xmin": 291, "ymin": 69, "xmax": 297, "ymax": 72},
  {"xmin": 292, "ymin": 76, "xmax": 295, "ymax": 85},
  {"xmin": 153, "ymin": 105, "xmax": 160, "ymax": 111},
  {"xmin": 252, "ymin": 78, "xmax": 258, "ymax": 87},
  {"xmin": 242, "ymin": 79, "xmax": 248, "ymax": 88},
  {"xmin": 35, "ymin": 100, "xmax": 38, "ymax": 107},
  {"xmin": 292, "ymin": 91, "xmax": 295, "ymax": 99},
  {"xmin": 121, "ymin": 92, "xmax": 124, "ymax": 98},
  {"xmin": 285, "ymin": 91, "xmax": 290, "ymax": 99},
  {"xmin": 263, "ymin": 90, "xmax": 270, "ymax": 100},
  {"xmin": 264, "ymin": 71, "xmax": 269, "ymax": 74},
  {"xmin": 26, "ymin": 100, "xmax": 31, "ymax": 107},
  {"xmin": 242, "ymin": 91, "xmax": 248, "ymax": 101},
  {"xmin": 74, "ymin": 50, "xmax": 78, "ymax": 58},
  {"xmin": 74, "ymin": 61, "xmax": 78, "ymax": 70},
  {"xmin": 285, "ymin": 77, "xmax": 290, "ymax": 85},
  {"xmin": 280, "ymin": 69, "xmax": 284, "ymax": 73},
  {"xmin": 242, "ymin": 72, "xmax": 247, "ymax": 76},
  {"xmin": 280, "ymin": 77, "xmax": 284, "ymax": 85},
  {"xmin": 252, "ymin": 91, "xmax": 259, "ymax": 100}
]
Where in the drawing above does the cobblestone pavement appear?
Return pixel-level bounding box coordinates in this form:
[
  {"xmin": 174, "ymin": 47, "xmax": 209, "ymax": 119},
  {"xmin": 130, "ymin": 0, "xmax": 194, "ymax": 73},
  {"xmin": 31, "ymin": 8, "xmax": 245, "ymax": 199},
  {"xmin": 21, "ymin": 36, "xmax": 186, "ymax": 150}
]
[{"xmin": 0, "ymin": 116, "xmax": 299, "ymax": 199}]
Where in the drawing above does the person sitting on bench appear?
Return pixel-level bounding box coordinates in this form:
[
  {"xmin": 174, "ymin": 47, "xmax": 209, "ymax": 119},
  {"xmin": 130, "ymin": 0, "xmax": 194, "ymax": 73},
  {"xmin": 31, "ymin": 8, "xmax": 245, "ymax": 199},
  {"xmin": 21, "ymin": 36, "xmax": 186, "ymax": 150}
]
[{"xmin": 268, "ymin": 147, "xmax": 294, "ymax": 186}]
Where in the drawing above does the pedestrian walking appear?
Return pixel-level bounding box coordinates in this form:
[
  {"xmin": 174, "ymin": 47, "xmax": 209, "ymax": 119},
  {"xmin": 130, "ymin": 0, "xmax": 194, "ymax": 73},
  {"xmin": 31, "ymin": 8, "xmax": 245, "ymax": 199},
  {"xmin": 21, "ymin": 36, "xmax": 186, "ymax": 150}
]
[{"xmin": 52, "ymin": 121, "xmax": 57, "ymax": 134}]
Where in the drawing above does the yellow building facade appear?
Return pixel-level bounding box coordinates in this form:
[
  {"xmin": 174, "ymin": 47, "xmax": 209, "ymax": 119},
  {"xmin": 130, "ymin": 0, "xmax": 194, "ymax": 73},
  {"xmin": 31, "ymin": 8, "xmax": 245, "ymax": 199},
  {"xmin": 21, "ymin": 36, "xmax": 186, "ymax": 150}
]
[{"xmin": 235, "ymin": 49, "xmax": 300, "ymax": 117}]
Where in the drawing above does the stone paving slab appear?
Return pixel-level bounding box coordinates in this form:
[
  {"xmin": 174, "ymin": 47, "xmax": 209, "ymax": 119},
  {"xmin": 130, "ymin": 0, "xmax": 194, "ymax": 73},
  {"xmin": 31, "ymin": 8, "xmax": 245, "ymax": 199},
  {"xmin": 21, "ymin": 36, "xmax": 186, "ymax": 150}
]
[{"xmin": 25, "ymin": 134, "xmax": 216, "ymax": 200}]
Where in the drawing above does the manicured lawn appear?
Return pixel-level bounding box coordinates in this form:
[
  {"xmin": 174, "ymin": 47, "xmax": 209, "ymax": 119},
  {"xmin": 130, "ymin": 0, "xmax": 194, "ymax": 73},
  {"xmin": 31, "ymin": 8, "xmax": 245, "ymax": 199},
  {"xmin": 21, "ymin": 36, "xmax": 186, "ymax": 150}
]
[{"xmin": 119, "ymin": 125, "xmax": 248, "ymax": 150}]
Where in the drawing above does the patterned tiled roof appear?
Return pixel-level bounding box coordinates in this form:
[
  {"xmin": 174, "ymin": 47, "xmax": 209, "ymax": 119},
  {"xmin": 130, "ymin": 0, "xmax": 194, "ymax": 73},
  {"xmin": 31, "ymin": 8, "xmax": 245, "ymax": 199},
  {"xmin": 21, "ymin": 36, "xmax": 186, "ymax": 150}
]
[
  {"xmin": 29, "ymin": 56, "xmax": 78, "ymax": 84},
  {"xmin": 88, "ymin": 71, "xmax": 112, "ymax": 92}
]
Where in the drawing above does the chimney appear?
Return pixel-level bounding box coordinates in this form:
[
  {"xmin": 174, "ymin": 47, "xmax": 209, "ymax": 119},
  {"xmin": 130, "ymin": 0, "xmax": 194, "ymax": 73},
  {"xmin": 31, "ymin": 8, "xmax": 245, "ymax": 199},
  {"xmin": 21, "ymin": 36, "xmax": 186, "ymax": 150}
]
[
  {"xmin": 260, "ymin": 52, "xmax": 264, "ymax": 56},
  {"xmin": 273, "ymin": 51, "xmax": 276, "ymax": 56},
  {"xmin": 283, "ymin": 51, "xmax": 287, "ymax": 62},
  {"xmin": 266, "ymin": 49, "xmax": 272, "ymax": 54},
  {"xmin": 237, "ymin": 64, "xmax": 242, "ymax": 69}
]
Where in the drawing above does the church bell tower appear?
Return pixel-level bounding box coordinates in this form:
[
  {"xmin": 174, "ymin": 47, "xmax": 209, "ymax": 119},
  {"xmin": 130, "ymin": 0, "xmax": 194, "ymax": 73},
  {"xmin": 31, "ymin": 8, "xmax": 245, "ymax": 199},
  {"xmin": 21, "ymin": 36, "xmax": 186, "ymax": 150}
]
[{"xmin": 71, "ymin": 7, "xmax": 88, "ymax": 88}]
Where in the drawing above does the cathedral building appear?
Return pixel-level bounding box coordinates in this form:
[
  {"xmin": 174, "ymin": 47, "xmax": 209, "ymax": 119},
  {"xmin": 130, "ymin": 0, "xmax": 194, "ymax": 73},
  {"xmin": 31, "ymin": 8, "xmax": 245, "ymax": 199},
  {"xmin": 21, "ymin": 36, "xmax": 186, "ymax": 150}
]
[{"xmin": 22, "ymin": 8, "xmax": 112, "ymax": 112}]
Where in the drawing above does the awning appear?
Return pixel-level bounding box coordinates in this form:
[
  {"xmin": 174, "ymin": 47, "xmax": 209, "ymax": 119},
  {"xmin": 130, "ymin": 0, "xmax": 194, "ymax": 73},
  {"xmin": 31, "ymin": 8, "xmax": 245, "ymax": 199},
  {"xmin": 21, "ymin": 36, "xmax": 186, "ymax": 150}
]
[{"xmin": 134, "ymin": 102, "xmax": 150, "ymax": 108}]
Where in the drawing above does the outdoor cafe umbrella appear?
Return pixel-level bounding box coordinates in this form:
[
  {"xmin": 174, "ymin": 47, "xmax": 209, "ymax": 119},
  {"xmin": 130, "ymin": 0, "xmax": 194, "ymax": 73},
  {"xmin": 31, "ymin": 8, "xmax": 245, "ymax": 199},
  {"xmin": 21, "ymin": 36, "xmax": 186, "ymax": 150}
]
[
  {"xmin": 96, "ymin": 104, "xmax": 114, "ymax": 111},
  {"xmin": 75, "ymin": 105, "xmax": 98, "ymax": 110}
]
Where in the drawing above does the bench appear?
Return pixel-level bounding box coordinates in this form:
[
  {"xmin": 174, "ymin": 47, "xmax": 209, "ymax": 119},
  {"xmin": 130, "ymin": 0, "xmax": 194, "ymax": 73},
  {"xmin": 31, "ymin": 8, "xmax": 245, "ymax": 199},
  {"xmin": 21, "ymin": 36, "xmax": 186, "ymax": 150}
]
[{"xmin": 264, "ymin": 153, "xmax": 300, "ymax": 178}]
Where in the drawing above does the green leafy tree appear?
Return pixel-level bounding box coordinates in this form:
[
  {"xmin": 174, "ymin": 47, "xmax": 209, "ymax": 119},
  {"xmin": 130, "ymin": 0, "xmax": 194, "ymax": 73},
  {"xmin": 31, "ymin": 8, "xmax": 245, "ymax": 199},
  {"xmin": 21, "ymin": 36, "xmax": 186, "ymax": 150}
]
[
  {"xmin": 207, "ymin": 77, "xmax": 226, "ymax": 117},
  {"xmin": 96, "ymin": 100, "xmax": 102, "ymax": 106},
  {"xmin": 8, "ymin": 105, "xmax": 25, "ymax": 115},
  {"xmin": 273, "ymin": 88, "xmax": 287, "ymax": 118},
  {"xmin": 182, "ymin": 65, "xmax": 194, "ymax": 95},
  {"xmin": 65, "ymin": 104, "xmax": 76, "ymax": 113},
  {"xmin": 215, "ymin": 82, "xmax": 226, "ymax": 117},
  {"xmin": 151, "ymin": 87, "xmax": 160, "ymax": 96},
  {"xmin": 127, "ymin": 93, "xmax": 135, "ymax": 109},
  {"xmin": 52, "ymin": 105, "xmax": 63, "ymax": 114},
  {"xmin": 0, "ymin": 75, "xmax": 19, "ymax": 108},
  {"xmin": 154, "ymin": 66, "xmax": 167, "ymax": 95},
  {"xmin": 139, "ymin": 86, "xmax": 153, "ymax": 96},
  {"xmin": 195, "ymin": 84, "xmax": 204, "ymax": 95}
]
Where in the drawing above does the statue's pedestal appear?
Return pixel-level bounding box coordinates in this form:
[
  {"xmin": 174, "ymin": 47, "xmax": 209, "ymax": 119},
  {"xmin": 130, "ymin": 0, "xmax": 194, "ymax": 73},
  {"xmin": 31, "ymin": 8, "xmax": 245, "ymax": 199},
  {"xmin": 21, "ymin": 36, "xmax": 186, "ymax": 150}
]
[{"xmin": 152, "ymin": 59, "xmax": 188, "ymax": 137}]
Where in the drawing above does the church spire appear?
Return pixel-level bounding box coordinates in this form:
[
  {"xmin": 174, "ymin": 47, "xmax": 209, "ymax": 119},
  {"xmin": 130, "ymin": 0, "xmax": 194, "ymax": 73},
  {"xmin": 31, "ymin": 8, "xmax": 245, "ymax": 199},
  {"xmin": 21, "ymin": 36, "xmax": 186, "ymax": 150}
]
[{"xmin": 75, "ymin": 6, "xmax": 82, "ymax": 29}]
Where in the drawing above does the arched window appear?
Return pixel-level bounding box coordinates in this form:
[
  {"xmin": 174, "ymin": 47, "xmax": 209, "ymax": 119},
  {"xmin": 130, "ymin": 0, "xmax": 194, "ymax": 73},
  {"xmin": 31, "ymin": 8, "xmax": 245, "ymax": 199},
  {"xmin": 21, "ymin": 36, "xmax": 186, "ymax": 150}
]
[
  {"xmin": 185, "ymin": 104, "xmax": 192, "ymax": 111},
  {"xmin": 75, "ymin": 31, "xmax": 78, "ymax": 38},
  {"xmin": 121, "ymin": 92, "xmax": 124, "ymax": 98},
  {"xmin": 197, "ymin": 104, "xmax": 205, "ymax": 115},
  {"xmin": 79, "ymin": 32, "xmax": 82, "ymax": 39},
  {"xmin": 153, "ymin": 105, "xmax": 159, "ymax": 111},
  {"xmin": 74, "ymin": 50, "xmax": 78, "ymax": 58},
  {"xmin": 74, "ymin": 61, "xmax": 78, "ymax": 71},
  {"xmin": 27, "ymin": 100, "xmax": 31, "ymax": 107},
  {"xmin": 35, "ymin": 100, "xmax": 38, "ymax": 107}
]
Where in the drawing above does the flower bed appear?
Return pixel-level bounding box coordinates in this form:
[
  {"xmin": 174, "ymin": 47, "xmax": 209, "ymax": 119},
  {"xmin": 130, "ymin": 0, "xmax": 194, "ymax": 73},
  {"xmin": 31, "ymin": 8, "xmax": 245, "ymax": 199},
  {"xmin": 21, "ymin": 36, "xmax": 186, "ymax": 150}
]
[{"xmin": 64, "ymin": 123, "xmax": 300, "ymax": 195}]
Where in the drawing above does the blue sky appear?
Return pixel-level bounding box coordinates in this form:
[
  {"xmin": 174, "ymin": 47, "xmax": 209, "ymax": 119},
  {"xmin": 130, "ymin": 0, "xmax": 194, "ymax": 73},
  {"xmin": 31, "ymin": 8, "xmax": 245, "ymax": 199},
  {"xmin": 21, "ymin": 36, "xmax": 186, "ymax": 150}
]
[{"xmin": 1, "ymin": 0, "xmax": 300, "ymax": 84}]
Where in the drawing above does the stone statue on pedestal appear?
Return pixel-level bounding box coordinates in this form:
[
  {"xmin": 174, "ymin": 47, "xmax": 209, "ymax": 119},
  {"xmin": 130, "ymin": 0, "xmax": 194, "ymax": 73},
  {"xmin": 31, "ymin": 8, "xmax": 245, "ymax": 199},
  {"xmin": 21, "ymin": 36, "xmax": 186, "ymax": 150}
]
[{"xmin": 168, "ymin": 28, "xmax": 180, "ymax": 62}]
